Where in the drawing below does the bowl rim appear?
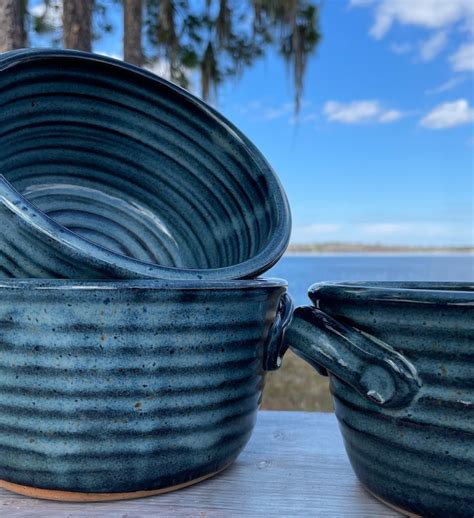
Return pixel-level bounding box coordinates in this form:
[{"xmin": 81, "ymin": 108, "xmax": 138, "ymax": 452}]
[
  {"xmin": 0, "ymin": 48, "xmax": 291, "ymax": 281},
  {"xmin": 308, "ymin": 281, "xmax": 474, "ymax": 305},
  {"xmin": 0, "ymin": 277, "xmax": 288, "ymax": 291}
]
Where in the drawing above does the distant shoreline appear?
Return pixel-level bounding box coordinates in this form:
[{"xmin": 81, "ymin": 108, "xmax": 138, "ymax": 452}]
[{"xmin": 287, "ymin": 243, "xmax": 474, "ymax": 254}]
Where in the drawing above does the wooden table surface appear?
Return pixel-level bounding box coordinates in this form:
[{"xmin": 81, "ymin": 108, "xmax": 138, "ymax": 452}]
[{"xmin": 0, "ymin": 411, "xmax": 403, "ymax": 517}]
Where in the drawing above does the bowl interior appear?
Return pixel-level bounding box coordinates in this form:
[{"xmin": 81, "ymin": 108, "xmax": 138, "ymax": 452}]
[{"xmin": 0, "ymin": 51, "xmax": 289, "ymax": 273}]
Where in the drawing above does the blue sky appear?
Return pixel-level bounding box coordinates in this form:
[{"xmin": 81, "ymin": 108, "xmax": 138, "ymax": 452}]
[{"xmin": 31, "ymin": 0, "xmax": 474, "ymax": 246}]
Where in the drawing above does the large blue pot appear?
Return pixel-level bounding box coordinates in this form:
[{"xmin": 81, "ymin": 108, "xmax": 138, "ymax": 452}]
[
  {"xmin": 0, "ymin": 49, "xmax": 290, "ymax": 280},
  {"xmin": 0, "ymin": 278, "xmax": 291, "ymax": 501},
  {"xmin": 284, "ymin": 282, "xmax": 474, "ymax": 518}
]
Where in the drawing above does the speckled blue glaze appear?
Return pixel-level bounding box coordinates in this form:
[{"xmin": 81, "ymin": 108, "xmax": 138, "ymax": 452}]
[
  {"xmin": 284, "ymin": 282, "xmax": 474, "ymax": 518},
  {"xmin": 0, "ymin": 48, "xmax": 290, "ymax": 280},
  {"xmin": 0, "ymin": 278, "xmax": 290, "ymax": 495}
]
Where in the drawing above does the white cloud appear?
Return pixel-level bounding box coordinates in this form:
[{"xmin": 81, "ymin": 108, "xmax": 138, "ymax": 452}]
[
  {"xmin": 293, "ymin": 224, "xmax": 342, "ymax": 235},
  {"xmin": 291, "ymin": 224, "xmax": 342, "ymax": 243},
  {"xmin": 449, "ymin": 42, "xmax": 474, "ymax": 71},
  {"xmin": 378, "ymin": 109, "xmax": 403, "ymax": 123},
  {"xmin": 300, "ymin": 112, "xmax": 318, "ymax": 123},
  {"xmin": 359, "ymin": 222, "xmax": 447, "ymax": 237},
  {"xmin": 349, "ymin": 0, "xmax": 376, "ymax": 6},
  {"xmin": 323, "ymin": 100, "xmax": 403, "ymax": 124},
  {"xmin": 262, "ymin": 103, "xmax": 293, "ymax": 121},
  {"xmin": 425, "ymin": 76, "xmax": 466, "ymax": 95},
  {"xmin": 420, "ymin": 99, "xmax": 474, "ymax": 129},
  {"xmin": 419, "ymin": 31, "xmax": 448, "ymax": 61},
  {"xmin": 357, "ymin": 0, "xmax": 474, "ymax": 40},
  {"xmin": 324, "ymin": 101, "xmax": 378, "ymax": 123},
  {"xmin": 290, "ymin": 220, "xmax": 471, "ymax": 246},
  {"xmin": 239, "ymin": 101, "xmax": 292, "ymax": 121},
  {"xmin": 29, "ymin": 3, "xmax": 44, "ymax": 17},
  {"xmin": 352, "ymin": 0, "xmax": 474, "ymax": 81},
  {"xmin": 391, "ymin": 33, "xmax": 449, "ymax": 62},
  {"xmin": 390, "ymin": 42, "xmax": 413, "ymax": 55},
  {"xmin": 289, "ymin": 112, "xmax": 318, "ymax": 125},
  {"xmin": 240, "ymin": 100, "xmax": 317, "ymax": 125}
]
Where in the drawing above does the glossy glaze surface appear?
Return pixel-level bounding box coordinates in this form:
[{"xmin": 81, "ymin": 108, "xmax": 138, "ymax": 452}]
[
  {"xmin": 0, "ymin": 278, "xmax": 287, "ymax": 495},
  {"xmin": 0, "ymin": 49, "xmax": 290, "ymax": 280},
  {"xmin": 286, "ymin": 282, "xmax": 474, "ymax": 518}
]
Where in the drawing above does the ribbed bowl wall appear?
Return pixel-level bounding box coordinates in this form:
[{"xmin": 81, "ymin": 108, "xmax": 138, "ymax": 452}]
[
  {"xmin": 314, "ymin": 285, "xmax": 474, "ymax": 518},
  {"xmin": 0, "ymin": 50, "xmax": 289, "ymax": 278},
  {"xmin": 0, "ymin": 281, "xmax": 285, "ymax": 493}
]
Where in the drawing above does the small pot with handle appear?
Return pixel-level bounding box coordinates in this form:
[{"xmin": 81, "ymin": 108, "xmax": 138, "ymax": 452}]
[{"xmin": 276, "ymin": 282, "xmax": 474, "ymax": 518}]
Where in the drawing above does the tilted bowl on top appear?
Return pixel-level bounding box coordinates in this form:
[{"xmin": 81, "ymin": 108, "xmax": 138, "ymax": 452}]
[{"xmin": 0, "ymin": 48, "xmax": 290, "ymax": 280}]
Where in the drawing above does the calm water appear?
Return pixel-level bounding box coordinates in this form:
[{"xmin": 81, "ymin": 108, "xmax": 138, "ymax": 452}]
[{"xmin": 265, "ymin": 254, "xmax": 474, "ymax": 306}]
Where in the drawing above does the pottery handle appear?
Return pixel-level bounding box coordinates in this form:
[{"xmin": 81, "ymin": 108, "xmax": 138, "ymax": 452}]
[
  {"xmin": 284, "ymin": 306, "xmax": 421, "ymax": 408},
  {"xmin": 263, "ymin": 293, "xmax": 294, "ymax": 371}
]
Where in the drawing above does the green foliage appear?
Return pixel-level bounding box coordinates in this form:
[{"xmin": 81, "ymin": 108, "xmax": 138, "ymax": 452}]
[
  {"xmin": 27, "ymin": 0, "xmax": 112, "ymax": 45},
  {"xmin": 26, "ymin": 0, "xmax": 322, "ymax": 110},
  {"xmin": 30, "ymin": 0, "xmax": 57, "ymax": 34},
  {"xmin": 145, "ymin": 0, "xmax": 322, "ymax": 108},
  {"xmin": 27, "ymin": 0, "xmax": 62, "ymax": 46}
]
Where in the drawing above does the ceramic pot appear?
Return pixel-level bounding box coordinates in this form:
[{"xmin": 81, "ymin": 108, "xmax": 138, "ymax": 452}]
[
  {"xmin": 0, "ymin": 48, "xmax": 290, "ymax": 280},
  {"xmin": 0, "ymin": 278, "xmax": 292, "ymax": 501},
  {"xmin": 283, "ymin": 282, "xmax": 474, "ymax": 518}
]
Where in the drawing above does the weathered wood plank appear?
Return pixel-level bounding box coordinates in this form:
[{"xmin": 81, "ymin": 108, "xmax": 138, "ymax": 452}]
[{"xmin": 0, "ymin": 411, "xmax": 402, "ymax": 517}]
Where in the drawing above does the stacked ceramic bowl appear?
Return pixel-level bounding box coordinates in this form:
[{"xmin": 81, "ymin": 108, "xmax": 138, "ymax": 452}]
[
  {"xmin": 0, "ymin": 49, "xmax": 472, "ymax": 518},
  {"xmin": 0, "ymin": 48, "xmax": 295, "ymax": 501}
]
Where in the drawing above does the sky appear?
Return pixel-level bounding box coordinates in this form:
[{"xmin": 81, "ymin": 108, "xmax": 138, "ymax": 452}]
[{"xmin": 30, "ymin": 0, "xmax": 474, "ymax": 246}]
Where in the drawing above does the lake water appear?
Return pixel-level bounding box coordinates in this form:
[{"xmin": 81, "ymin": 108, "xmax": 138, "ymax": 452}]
[{"xmin": 265, "ymin": 254, "xmax": 474, "ymax": 306}]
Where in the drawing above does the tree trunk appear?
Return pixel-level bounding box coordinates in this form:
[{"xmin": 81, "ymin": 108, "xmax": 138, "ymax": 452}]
[
  {"xmin": 19, "ymin": 0, "xmax": 27, "ymax": 47},
  {"xmin": 124, "ymin": 0, "xmax": 143, "ymax": 66},
  {"xmin": 63, "ymin": 0, "xmax": 92, "ymax": 51},
  {"xmin": 0, "ymin": 0, "xmax": 26, "ymax": 52}
]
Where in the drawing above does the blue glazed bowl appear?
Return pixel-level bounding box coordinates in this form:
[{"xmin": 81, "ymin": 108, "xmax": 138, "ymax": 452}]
[
  {"xmin": 0, "ymin": 278, "xmax": 292, "ymax": 501},
  {"xmin": 0, "ymin": 48, "xmax": 290, "ymax": 280},
  {"xmin": 283, "ymin": 282, "xmax": 474, "ymax": 518}
]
